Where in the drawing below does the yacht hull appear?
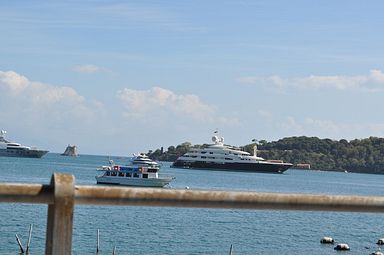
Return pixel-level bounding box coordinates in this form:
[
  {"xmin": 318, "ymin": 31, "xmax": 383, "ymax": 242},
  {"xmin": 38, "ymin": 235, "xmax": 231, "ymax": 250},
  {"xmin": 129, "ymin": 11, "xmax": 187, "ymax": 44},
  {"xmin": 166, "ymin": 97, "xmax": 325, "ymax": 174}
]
[
  {"xmin": 0, "ymin": 148, "xmax": 48, "ymax": 158},
  {"xmin": 172, "ymin": 160, "xmax": 292, "ymax": 174},
  {"xmin": 95, "ymin": 176, "xmax": 173, "ymax": 187}
]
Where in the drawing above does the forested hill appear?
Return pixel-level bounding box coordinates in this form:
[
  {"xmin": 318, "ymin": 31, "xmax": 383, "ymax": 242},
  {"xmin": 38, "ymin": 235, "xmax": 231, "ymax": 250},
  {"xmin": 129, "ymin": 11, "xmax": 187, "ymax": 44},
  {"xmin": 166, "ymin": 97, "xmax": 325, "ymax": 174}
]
[{"xmin": 147, "ymin": 136, "xmax": 384, "ymax": 174}]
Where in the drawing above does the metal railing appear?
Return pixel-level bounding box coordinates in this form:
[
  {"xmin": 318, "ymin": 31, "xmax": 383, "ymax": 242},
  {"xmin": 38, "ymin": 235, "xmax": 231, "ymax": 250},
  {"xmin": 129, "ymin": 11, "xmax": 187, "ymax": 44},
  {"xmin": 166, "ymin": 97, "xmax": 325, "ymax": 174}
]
[{"xmin": 1, "ymin": 173, "xmax": 384, "ymax": 254}]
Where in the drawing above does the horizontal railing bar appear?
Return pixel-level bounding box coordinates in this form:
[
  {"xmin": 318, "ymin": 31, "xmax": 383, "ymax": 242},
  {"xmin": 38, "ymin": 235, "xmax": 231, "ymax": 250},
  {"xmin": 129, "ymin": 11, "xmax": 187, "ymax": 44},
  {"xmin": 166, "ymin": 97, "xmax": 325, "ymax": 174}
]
[
  {"xmin": 0, "ymin": 183, "xmax": 53, "ymax": 204},
  {"xmin": 75, "ymin": 185, "xmax": 384, "ymax": 213},
  {"xmin": 1, "ymin": 183, "xmax": 384, "ymax": 213}
]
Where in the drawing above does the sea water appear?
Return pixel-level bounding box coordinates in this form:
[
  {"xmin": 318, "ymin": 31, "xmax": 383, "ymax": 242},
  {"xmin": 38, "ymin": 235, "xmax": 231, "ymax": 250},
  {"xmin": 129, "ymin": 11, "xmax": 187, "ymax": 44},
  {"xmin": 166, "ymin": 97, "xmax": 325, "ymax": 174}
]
[{"xmin": 1, "ymin": 153, "xmax": 384, "ymax": 254}]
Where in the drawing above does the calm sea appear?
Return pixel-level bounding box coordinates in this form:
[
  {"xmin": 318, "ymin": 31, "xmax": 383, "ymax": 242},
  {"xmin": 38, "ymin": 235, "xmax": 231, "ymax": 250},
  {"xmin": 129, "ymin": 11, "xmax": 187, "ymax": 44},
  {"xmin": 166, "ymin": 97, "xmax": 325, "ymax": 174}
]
[{"xmin": 1, "ymin": 153, "xmax": 384, "ymax": 254}]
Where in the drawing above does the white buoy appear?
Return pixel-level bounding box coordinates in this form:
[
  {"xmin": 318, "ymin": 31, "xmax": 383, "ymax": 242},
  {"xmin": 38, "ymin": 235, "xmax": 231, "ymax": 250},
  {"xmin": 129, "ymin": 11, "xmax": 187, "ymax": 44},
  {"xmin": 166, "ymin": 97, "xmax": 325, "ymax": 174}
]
[
  {"xmin": 377, "ymin": 238, "xmax": 384, "ymax": 245},
  {"xmin": 320, "ymin": 236, "xmax": 334, "ymax": 244},
  {"xmin": 334, "ymin": 243, "xmax": 350, "ymax": 251},
  {"xmin": 185, "ymin": 186, "xmax": 190, "ymax": 190}
]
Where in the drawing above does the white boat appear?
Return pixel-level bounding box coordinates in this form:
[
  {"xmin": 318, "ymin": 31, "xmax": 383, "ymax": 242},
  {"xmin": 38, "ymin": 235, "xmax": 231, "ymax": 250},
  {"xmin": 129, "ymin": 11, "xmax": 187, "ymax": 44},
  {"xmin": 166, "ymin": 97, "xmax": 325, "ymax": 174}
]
[
  {"xmin": 131, "ymin": 153, "xmax": 160, "ymax": 171},
  {"xmin": 0, "ymin": 130, "xmax": 48, "ymax": 158},
  {"xmin": 172, "ymin": 132, "xmax": 292, "ymax": 174},
  {"xmin": 95, "ymin": 160, "xmax": 174, "ymax": 187}
]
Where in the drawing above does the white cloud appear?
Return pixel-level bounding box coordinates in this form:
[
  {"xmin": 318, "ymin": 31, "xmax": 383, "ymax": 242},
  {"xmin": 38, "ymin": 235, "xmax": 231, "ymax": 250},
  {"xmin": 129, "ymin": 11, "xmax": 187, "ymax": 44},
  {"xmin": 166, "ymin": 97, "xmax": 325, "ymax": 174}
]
[
  {"xmin": 32, "ymin": 86, "xmax": 84, "ymax": 104},
  {"xmin": 255, "ymin": 110, "xmax": 384, "ymax": 140},
  {"xmin": 0, "ymin": 70, "xmax": 84, "ymax": 105},
  {"xmin": 282, "ymin": 116, "xmax": 384, "ymax": 139},
  {"xmin": 117, "ymin": 87, "xmax": 213, "ymax": 119},
  {"xmin": 0, "ymin": 70, "xmax": 102, "ymax": 130},
  {"xmin": 73, "ymin": 64, "xmax": 109, "ymax": 74},
  {"xmin": 116, "ymin": 87, "xmax": 239, "ymax": 126},
  {"xmin": 237, "ymin": 69, "xmax": 384, "ymax": 91},
  {"xmin": 0, "ymin": 71, "xmax": 29, "ymax": 94}
]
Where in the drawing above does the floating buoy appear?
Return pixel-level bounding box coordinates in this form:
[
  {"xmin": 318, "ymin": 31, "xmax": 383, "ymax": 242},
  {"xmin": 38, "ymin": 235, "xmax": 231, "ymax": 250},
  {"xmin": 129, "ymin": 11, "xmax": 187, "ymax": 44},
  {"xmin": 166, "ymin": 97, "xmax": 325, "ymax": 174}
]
[
  {"xmin": 377, "ymin": 239, "xmax": 384, "ymax": 245},
  {"xmin": 185, "ymin": 186, "xmax": 190, "ymax": 190},
  {"xmin": 371, "ymin": 250, "xmax": 384, "ymax": 255},
  {"xmin": 320, "ymin": 236, "xmax": 334, "ymax": 244},
  {"xmin": 334, "ymin": 243, "xmax": 350, "ymax": 251}
]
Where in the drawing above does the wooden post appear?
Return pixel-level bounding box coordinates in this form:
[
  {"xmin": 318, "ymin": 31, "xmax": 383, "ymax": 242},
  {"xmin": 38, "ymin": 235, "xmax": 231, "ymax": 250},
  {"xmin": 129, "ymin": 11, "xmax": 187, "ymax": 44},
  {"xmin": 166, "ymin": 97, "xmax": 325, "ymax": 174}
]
[
  {"xmin": 26, "ymin": 224, "xmax": 33, "ymax": 253},
  {"xmin": 45, "ymin": 173, "xmax": 75, "ymax": 255},
  {"xmin": 96, "ymin": 229, "xmax": 100, "ymax": 253},
  {"xmin": 15, "ymin": 234, "xmax": 25, "ymax": 253}
]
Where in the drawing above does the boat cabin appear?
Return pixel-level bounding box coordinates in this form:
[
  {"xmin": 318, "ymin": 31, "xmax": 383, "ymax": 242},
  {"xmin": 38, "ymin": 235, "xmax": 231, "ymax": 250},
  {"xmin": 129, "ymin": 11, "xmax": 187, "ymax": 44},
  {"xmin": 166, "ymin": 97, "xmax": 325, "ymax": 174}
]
[{"xmin": 101, "ymin": 165, "xmax": 159, "ymax": 179}]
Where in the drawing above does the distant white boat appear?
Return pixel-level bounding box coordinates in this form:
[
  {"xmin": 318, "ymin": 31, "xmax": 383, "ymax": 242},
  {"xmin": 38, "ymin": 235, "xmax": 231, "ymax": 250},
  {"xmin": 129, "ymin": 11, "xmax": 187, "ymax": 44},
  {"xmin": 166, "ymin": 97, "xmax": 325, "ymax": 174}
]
[
  {"xmin": 131, "ymin": 152, "xmax": 160, "ymax": 171},
  {"xmin": 95, "ymin": 160, "xmax": 174, "ymax": 188},
  {"xmin": 0, "ymin": 130, "xmax": 48, "ymax": 158}
]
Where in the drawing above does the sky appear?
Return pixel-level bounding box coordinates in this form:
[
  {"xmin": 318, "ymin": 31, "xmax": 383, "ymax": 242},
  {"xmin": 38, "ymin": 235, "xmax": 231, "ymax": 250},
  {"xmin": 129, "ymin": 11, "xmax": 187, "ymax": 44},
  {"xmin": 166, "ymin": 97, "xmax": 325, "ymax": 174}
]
[{"xmin": 1, "ymin": 0, "xmax": 384, "ymax": 156}]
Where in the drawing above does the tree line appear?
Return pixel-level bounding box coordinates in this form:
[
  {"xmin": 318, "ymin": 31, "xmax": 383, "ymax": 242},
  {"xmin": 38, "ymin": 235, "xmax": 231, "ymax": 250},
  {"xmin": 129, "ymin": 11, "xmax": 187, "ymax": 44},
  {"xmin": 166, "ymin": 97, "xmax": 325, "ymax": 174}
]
[{"xmin": 147, "ymin": 136, "xmax": 384, "ymax": 174}]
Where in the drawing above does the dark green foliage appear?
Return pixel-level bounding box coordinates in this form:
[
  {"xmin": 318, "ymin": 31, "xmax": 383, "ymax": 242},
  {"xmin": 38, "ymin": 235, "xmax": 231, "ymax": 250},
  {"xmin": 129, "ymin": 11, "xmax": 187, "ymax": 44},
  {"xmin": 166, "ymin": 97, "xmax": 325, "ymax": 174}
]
[{"xmin": 147, "ymin": 136, "xmax": 384, "ymax": 174}]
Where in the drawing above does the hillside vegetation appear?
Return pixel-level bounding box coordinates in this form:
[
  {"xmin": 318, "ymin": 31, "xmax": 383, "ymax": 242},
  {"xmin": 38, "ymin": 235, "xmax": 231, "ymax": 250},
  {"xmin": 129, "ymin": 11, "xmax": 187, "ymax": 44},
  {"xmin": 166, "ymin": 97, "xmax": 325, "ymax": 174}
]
[{"xmin": 147, "ymin": 136, "xmax": 384, "ymax": 174}]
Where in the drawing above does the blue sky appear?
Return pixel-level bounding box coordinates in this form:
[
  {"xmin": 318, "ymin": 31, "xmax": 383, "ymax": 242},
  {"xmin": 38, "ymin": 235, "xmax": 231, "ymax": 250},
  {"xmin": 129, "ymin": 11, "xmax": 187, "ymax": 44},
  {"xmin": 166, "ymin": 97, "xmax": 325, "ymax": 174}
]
[{"xmin": 1, "ymin": 0, "xmax": 384, "ymax": 156}]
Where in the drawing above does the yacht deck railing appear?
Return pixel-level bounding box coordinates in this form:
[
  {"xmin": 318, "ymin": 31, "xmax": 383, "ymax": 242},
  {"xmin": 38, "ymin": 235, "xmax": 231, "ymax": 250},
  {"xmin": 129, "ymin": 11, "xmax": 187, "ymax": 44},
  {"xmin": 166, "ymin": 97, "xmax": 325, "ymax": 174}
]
[{"xmin": 1, "ymin": 173, "xmax": 384, "ymax": 254}]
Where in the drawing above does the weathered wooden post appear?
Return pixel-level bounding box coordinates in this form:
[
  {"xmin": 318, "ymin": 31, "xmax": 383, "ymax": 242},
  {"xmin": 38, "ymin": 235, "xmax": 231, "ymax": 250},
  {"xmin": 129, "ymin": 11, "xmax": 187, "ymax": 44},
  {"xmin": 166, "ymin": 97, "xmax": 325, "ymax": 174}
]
[
  {"xmin": 15, "ymin": 234, "xmax": 25, "ymax": 253},
  {"xmin": 45, "ymin": 173, "xmax": 75, "ymax": 255},
  {"xmin": 96, "ymin": 229, "xmax": 100, "ymax": 254},
  {"xmin": 26, "ymin": 224, "xmax": 33, "ymax": 253}
]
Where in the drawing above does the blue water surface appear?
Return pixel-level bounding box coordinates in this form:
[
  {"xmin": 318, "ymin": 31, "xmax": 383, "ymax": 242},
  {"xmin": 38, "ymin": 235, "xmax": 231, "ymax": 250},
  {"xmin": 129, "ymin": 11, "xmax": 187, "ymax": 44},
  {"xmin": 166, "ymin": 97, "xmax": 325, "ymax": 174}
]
[{"xmin": 1, "ymin": 153, "xmax": 384, "ymax": 254}]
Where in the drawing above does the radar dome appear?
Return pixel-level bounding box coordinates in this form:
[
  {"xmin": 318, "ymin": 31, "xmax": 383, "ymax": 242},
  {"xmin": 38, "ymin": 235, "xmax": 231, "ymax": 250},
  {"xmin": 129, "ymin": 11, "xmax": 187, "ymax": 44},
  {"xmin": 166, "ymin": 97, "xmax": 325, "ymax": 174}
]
[{"xmin": 212, "ymin": 135, "xmax": 219, "ymax": 142}]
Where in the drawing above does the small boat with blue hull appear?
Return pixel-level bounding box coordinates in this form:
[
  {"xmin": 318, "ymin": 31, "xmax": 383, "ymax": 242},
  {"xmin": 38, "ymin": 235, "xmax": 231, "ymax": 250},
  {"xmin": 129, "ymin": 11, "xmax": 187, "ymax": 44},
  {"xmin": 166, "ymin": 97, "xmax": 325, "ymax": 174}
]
[{"xmin": 95, "ymin": 161, "xmax": 174, "ymax": 188}]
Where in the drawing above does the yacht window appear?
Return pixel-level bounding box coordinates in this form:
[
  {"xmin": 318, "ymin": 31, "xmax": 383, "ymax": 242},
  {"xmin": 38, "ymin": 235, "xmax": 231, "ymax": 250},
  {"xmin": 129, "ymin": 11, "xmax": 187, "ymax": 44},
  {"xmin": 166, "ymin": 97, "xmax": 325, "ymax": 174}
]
[
  {"xmin": 126, "ymin": 173, "xmax": 132, "ymax": 177},
  {"xmin": 111, "ymin": 171, "xmax": 117, "ymax": 176},
  {"xmin": 134, "ymin": 173, "xmax": 139, "ymax": 178},
  {"xmin": 192, "ymin": 156, "xmax": 197, "ymax": 158},
  {"xmin": 209, "ymin": 152, "xmax": 213, "ymax": 154},
  {"xmin": 225, "ymin": 158, "xmax": 233, "ymax": 160},
  {"xmin": 118, "ymin": 172, "xmax": 124, "ymax": 177},
  {"xmin": 106, "ymin": 171, "xmax": 110, "ymax": 176},
  {"xmin": 201, "ymin": 156, "xmax": 206, "ymax": 159},
  {"xmin": 208, "ymin": 157, "xmax": 215, "ymax": 159},
  {"xmin": 143, "ymin": 174, "xmax": 148, "ymax": 179},
  {"xmin": 201, "ymin": 151, "xmax": 207, "ymax": 154}
]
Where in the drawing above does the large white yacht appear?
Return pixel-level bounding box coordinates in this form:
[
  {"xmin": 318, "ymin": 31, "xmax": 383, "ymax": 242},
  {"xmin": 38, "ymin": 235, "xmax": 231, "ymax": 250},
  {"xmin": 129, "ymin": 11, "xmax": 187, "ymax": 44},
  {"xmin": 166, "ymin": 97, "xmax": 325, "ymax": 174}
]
[
  {"xmin": 172, "ymin": 133, "xmax": 292, "ymax": 173},
  {"xmin": 131, "ymin": 153, "xmax": 160, "ymax": 171},
  {"xmin": 0, "ymin": 130, "xmax": 48, "ymax": 158}
]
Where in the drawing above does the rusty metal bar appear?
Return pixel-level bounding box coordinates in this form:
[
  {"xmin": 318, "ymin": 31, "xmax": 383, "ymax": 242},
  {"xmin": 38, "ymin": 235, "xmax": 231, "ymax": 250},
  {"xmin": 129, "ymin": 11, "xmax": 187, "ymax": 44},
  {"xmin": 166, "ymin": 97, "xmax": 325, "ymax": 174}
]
[
  {"xmin": 45, "ymin": 173, "xmax": 75, "ymax": 255},
  {"xmin": 0, "ymin": 183, "xmax": 53, "ymax": 204},
  {"xmin": 74, "ymin": 185, "xmax": 384, "ymax": 213},
  {"xmin": 1, "ymin": 181, "xmax": 384, "ymax": 212}
]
